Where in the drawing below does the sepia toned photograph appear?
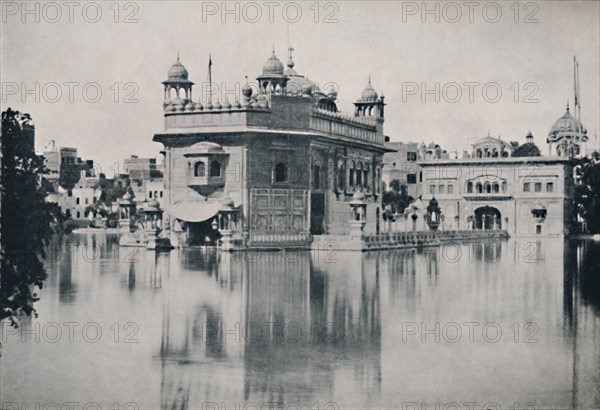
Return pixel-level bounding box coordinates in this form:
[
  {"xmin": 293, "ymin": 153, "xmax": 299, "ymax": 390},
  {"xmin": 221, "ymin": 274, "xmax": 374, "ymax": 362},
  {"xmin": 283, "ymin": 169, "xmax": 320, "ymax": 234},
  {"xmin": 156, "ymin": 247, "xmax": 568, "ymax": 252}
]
[{"xmin": 1, "ymin": 1, "xmax": 599, "ymax": 409}]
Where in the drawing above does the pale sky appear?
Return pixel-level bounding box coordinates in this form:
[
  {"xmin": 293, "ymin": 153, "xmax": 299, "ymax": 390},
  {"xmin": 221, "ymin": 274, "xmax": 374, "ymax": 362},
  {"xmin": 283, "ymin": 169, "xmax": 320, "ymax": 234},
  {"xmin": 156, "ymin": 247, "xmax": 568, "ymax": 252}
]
[{"xmin": 2, "ymin": 1, "xmax": 599, "ymax": 174}]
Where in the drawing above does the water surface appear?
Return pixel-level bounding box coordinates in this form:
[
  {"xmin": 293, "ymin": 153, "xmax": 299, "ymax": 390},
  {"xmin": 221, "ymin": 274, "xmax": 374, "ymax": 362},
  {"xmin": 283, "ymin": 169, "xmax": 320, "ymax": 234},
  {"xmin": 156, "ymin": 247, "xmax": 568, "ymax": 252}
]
[{"xmin": 1, "ymin": 234, "xmax": 599, "ymax": 409}]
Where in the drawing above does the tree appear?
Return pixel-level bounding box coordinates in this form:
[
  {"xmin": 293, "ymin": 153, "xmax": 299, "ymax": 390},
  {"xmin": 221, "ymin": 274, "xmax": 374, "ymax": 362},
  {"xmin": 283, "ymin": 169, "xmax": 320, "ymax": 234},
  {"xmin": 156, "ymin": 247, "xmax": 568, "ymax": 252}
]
[
  {"xmin": 1, "ymin": 109, "xmax": 62, "ymax": 325},
  {"xmin": 512, "ymin": 142, "xmax": 541, "ymax": 157},
  {"xmin": 574, "ymin": 152, "xmax": 600, "ymax": 234},
  {"xmin": 382, "ymin": 179, "xmax": 414, "ymax": 218}
]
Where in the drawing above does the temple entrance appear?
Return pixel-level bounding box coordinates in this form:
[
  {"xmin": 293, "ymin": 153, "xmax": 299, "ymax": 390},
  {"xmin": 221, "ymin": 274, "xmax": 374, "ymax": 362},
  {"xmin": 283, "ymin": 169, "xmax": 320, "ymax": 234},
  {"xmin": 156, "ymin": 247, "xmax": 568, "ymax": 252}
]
[
  {"xmin": 474, "ymin": 206, "xmax": 501, "ymax": 230},
  {"xmin": 310, "ymin": 192, "xmax": 325, "ymax": 235},
  {"xmin": 187, "ymin": 219, "xmax": 221, "ymax": 246}
]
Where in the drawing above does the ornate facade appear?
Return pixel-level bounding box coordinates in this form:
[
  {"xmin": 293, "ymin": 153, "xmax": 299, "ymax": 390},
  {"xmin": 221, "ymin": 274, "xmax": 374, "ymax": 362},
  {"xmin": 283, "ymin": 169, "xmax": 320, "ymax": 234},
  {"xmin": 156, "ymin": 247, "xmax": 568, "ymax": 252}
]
[
  {"xmin": 419, "ymin": 157, "xmax": 575, "ymax": 236},
  {"xmin": 153, "ymin": 49, "xmax": 391, "ymax": 248}
]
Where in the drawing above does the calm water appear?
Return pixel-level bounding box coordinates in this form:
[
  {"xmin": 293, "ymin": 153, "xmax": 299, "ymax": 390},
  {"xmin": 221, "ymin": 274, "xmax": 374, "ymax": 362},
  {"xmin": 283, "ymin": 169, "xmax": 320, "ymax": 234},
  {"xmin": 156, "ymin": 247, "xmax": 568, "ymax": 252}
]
[{"xmin": 1, "ymin": 234, "xmax": 599, "ymax": 410}]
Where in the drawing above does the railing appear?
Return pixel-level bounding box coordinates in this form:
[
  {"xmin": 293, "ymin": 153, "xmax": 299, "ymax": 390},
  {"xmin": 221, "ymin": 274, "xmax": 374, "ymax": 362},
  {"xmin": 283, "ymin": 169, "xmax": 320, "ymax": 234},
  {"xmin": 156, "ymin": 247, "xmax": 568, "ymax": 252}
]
[
  {"xmin": 360, "ymin": 229, "xmax": 508, "ymax": 249},
  {"xmin": 310, "ymin": 110, "xmax": 384, "ymax": 145}
]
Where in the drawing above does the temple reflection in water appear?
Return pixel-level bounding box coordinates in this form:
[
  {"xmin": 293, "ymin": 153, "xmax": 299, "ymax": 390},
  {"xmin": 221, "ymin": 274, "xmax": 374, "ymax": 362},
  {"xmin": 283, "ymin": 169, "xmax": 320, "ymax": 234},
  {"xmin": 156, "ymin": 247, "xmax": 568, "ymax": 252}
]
[
  {"xmin": 2, "ymin": 234, "xmax": 598, "ymax": 409},
  {"xmin": 150, "ymin": 238, "xmax": 599, "ymax": 409}
]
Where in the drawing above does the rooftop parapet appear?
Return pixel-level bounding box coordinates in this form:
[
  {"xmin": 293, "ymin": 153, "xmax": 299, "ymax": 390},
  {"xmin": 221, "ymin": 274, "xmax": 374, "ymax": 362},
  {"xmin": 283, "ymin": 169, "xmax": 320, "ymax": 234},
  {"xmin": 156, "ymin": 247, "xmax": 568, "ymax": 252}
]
[{"xmin": 163, "ymin": 94, "xmax": 384, "ymax": 146}]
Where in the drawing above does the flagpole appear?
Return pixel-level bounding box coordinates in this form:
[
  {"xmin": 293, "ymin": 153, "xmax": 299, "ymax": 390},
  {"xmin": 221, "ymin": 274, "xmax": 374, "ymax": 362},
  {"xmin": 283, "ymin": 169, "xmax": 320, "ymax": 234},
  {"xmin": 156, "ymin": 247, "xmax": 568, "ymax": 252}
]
[{"xmin": 208, "ymin": 53, "xmax": 212, "ymax": 104}]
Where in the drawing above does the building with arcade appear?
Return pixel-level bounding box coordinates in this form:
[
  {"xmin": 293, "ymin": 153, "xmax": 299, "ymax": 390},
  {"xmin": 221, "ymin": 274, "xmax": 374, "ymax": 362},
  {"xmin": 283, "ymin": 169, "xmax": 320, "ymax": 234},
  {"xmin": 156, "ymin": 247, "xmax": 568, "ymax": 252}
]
[{"xmin": 418, "ymin": 105, "xmax": 585, "ymax": 237}]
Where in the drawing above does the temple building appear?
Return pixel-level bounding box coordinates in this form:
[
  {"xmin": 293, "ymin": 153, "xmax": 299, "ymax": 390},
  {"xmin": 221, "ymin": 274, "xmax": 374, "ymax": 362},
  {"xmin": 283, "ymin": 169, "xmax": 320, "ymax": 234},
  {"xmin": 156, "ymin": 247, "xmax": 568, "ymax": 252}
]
[{"xmin": 153, "ymin": 49, "xmax": 391, "ymax": 248}]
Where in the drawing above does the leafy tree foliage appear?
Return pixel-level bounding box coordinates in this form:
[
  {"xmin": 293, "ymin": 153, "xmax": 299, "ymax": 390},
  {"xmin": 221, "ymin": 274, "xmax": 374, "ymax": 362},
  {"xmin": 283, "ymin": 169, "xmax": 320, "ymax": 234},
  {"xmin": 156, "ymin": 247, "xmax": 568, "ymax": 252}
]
[
  {"xmin": 1, "ymin": 109, "xmax": 62, "ymax": 324},
  {"xmin": 512, "ymin": 142, "xmax": 541, "ymax": 157},
  {"xmin": 382, "ymin": 179, "xmax": 414, "ymax": 218},
  {"xmin": 575, "ymin": 152, "xmax": 600, "ymax": 234}
]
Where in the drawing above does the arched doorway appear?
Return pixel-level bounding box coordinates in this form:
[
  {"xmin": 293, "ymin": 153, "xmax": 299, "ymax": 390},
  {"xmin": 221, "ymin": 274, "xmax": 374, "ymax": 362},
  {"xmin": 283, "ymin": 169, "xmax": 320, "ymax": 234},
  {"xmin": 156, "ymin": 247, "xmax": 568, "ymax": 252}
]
[{"xmin": 474, "ymin": 206, "xmax": 501, "ymax": 230}]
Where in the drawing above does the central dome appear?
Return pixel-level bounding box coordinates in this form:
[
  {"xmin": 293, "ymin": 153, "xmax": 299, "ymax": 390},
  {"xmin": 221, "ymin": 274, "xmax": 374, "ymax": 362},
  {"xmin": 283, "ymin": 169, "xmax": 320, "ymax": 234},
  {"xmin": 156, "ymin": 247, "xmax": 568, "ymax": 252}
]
[
  {"xmin": 262, "ymin": 50, "xmax": 284, "ymax": 75},
  {"xmin": 548, "ymin": 104, "xmax": 587, "ymax": 142}
]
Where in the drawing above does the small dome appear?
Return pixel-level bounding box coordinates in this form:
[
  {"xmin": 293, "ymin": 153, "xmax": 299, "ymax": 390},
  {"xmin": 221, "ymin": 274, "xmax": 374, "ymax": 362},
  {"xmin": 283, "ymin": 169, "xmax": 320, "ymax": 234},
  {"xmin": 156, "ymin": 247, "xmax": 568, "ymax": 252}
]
[
  {"xmin": 167, "ymin": 57, "xmax": 189, "ymax": 82},
  {"xmin": 301, "ymin": 83, "xmax": 314, "ymax": 95},
  {"xmin": 360, "ymin": 78, "xmax": 378, "ymax": 102},
  {"xmin": 193, "ymin": 102, "xmax": 203, "ymax": 111},
  {"xmin": 262, "ymin": 50, "xmax": 284, "ymax": 75},
  {"xmin": 222, "ymin": 100, "xmax": 231, "ymax": 110},
  {"xmin": 242, "ymin": 82, "xmax": 253, "ymax": 98},
  {"xmin": 286, "ymin": 75, "xmax": 318, "ymax": 95},
  {"xmin": 548, "ymin": 104, "xmax": 587, "ymax": 142},
  {"xmin": 214, "ymin": 101, "xmax": 222, "ymax": 110},
  {"xmin": 327, "ymin": 86, "xmax": 338, "ymax": 101},
  {"xmin": 232, "ymin": 100, "xmax": 241, "ymax": 109},
  {"xmin": 428, "ymin": 197, "xmax": 438, "ymax": 207}
]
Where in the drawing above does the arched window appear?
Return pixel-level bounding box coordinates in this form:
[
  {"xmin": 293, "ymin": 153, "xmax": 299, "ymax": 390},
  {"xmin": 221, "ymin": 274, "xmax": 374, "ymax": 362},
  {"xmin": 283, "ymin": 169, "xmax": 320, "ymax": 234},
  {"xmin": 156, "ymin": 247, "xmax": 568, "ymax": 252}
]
[
  {"xmin": 349, "ymin": 161, "xmax": 355, "ymax": 187},
  {"xmin": 476, "ymin": 182, "xmax": 483, "ymax": 193},
  {"xmin": 363, "ymin": 166, "xmax": 369, "ymax": 188},
  {"xmin": 484, "ymin": 182, "xmax": 491, "ymax": 193},
  {"xmin": 467, "ymin": 181, "xmax": 473, "ymax": 193},
  {"xmin": 154, "ymin": 190, "xmax": 158, "ymax": 198},
  {"xmin": 313, "ymin": 163, "xmax": 321, "ymax": 190},
  {"xmin": 194, "ymin": 161, "xmax": 206, "ymax": 177},
  {"xmin": 356, "ymin": 162, "xmax": 362, "ymax": 187},
  {"xmin": 149, "ymin": 191, "xmax": 153, "ymax": 198},
  {"xmin": 210, "ymin": 161, "xmax": 221, "ymax": 177},
  {"xmin": 502, "ymin": 181, "xmax": 507, "ymax": 192},
  {"xmin": 275, "ymin": 162, "xmax": 286, "ymax": 182},
  {"xmin": 493, "ymin": 183, "xmax": 499, "ymax": 193},
  {"xmin": 160, "ymin": 191, "xmax": 163, "ymax": 198}
]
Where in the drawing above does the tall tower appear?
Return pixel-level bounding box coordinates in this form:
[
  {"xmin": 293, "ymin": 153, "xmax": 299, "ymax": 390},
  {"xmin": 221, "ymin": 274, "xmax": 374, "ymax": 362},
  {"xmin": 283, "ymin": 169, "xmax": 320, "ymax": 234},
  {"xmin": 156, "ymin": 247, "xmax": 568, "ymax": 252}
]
[
  {"xmin": 162, "ymin": 53, "xmax": 194, "ymax": 106},
  {"xmin": 354, "ymin": 77, "xmax": 385, "ymax": 122}
]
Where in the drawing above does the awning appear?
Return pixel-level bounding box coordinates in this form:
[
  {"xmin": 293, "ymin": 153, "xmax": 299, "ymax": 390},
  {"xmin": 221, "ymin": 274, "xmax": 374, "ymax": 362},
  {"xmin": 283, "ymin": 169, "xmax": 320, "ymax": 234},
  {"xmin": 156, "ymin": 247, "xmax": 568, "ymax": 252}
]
[{"xmin": 165, "ymin": 201, "xmax": 221, "ymax": 222}]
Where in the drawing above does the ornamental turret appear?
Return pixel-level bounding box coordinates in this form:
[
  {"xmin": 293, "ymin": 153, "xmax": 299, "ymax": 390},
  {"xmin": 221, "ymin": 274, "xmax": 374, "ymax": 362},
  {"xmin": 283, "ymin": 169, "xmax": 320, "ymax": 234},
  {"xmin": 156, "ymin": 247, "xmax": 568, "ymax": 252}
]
[
  {"xmin": 257, "ymin": 48, "xmax": 288, "ymax": 95},
  {"xmin": 547, "ymin": 102, "xmax": 588, "ymax": 158},
  {"xmin": 354, "ymin": 77, "xmax": 385, "ymax": 122},
  {"xmin": 163, "ymin": 52, "xmax": 194, "ymax": 107}
]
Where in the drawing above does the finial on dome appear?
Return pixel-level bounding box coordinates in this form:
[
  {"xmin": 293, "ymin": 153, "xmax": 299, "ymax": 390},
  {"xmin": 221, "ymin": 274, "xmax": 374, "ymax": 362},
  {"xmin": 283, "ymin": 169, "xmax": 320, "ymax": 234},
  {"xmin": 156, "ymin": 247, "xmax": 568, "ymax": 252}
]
[
  {"xmin": 487, "ymin": 131, "xmax": 491, "ymax": 137},
  {"xmin": 177, "ymin": 49, "xmax": 180, "ymax": 62},
  {"xmin": 368, "ymin": 74, "xmax": 372, "ymax": 85},
  {"xmin": 566, "ymin": 100, "xmax": 570, "ymax": 112},
  {"xmin": 287, "ymin": 45, "xmax": 295, "ymax": 69},
  {"xmin": 272, "ymin": 44, "xmax": 275, "ymax": 54}
]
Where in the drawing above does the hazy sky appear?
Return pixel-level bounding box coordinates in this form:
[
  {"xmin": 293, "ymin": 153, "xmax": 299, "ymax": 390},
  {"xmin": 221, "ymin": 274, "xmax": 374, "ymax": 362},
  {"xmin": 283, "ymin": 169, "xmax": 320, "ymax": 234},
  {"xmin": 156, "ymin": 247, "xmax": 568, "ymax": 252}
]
[{"xmin": 2, "ymin": 1, "xmax": 599, "ymax": 173}]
